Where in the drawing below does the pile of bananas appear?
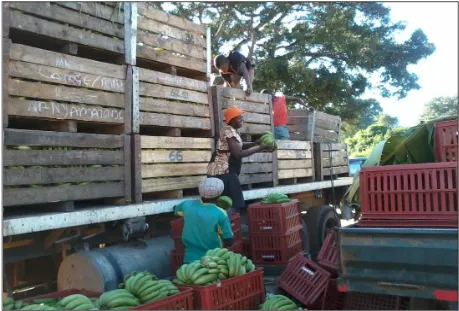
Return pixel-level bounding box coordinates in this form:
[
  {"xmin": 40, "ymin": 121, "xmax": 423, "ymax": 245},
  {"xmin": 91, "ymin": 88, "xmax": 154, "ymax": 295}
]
[
  {"xmin": 173, "ymin": 248, "xmax": 256, "ymax": 286},
  {"xmin": 2, "ymin": 297, "xmax": 27, "ymax": 310},
  {"xmin": 260, "ymin": 295, "xmax": 305, "ymax": 310},
  {"xmin": 119, "ymin": 271, "xmax": 179, "ymax": 304},
  {"xmin": 261, "ymin": 192, "xmax": 291, "ymax": 204},
  {"xmin": 260, "ymin": 131, "xmax": 278, "ymax": 151},
  {"xmin": 54, "ymin": 295, "xmax": 98, "ymax": 310},
  {"xmin": 96, "ymin": 289, "xmax": 139, "ymax": 310}
]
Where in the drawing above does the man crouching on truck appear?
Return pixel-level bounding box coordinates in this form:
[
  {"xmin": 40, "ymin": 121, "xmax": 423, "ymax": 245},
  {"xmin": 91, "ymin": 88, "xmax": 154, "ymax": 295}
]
[{"xmin": 173, "ymin": 178, "xmax": 234, "ymax": 263}]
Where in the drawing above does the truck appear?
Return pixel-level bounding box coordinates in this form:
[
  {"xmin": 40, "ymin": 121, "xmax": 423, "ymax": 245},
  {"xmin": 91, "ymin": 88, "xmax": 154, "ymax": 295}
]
[{"xmin": 2, "ymin": 2, "xmax": 353, "ymax": 298}]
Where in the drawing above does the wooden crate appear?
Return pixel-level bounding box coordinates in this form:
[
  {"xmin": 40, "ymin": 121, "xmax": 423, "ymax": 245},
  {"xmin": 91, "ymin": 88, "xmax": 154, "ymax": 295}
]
[
  {"xmin": 277, "ymin": 140, "xmax": 314, "ymax": 184},
  {"xmin": 3, "ymin": 129, "xmax": 131, "ymax": 210},
  {"xmin": 4, "ymin": 43, "xmax": 130, "ymax": 132},
  {"xmin": 135, "ymin": 3, "xmax": 207, "ymax": 79},
  {"xmin": 6, "ymin": 2, "xmax": 125, "ymax": 60},
  {"xmin": 288, "ymin": 110, "xmax": 341, "ymax": 143},
  {"xmin": 133, "ymin": 67, "xmax": 212, "ymax": 135},
  {"xmin": 314, "ymin": 143, "xmax": 349, "ymax": 181},
  {"xmin": 241, "ymin": 153, "xmax": 275, "ymax": 188},
  {"xmin": 132, "ymin": 135, "xmax": 213, "ymax": 202}
]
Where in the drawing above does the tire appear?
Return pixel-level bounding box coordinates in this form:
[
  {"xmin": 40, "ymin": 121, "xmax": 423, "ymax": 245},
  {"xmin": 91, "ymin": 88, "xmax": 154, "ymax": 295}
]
[{"xmin": 304, "ymin": 205, "xmax": 341, "ymax": 256}]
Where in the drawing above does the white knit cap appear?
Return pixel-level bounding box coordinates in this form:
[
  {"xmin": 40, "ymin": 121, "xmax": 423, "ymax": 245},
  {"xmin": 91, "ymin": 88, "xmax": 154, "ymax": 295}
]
[{"xmin": 199, "ymin": 178, "xmax": 224, "ymax": 199}]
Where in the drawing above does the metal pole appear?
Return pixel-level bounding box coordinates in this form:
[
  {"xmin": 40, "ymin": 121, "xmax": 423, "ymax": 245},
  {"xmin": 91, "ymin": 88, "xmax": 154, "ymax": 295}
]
[{"xmin": 206, "ymin": 26, "xmax": 212, "ymax": 85}]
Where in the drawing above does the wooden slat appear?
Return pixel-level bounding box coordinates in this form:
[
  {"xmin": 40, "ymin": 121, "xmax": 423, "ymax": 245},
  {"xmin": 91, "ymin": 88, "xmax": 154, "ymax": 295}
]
[
  {"xmin": 4, "ymin": 150, "xmax": 124, "ymax": 166},
  {"xmin": 10, "ymin": 44, "xmax": 125, "ymax": 79},
  {"xmin": 139, "ymin": 98, "xmax": 210, "ymax": 118},
  {"xmin": 279, "ymin": 168, "xmax": 313, "ymax": 179},
  {"xmin": 278, "ymin": 159, "xmax": 313, "ymax": 170},
  {"xmin": 8, "ymin": 98, "xmax": 125, "ymax": 124},
  {"xmin": 9, "ymin": 79, "xmax": 124, "ymax": 108},
  {"xmin": 322, "ymin": 151, "xmax": 348, "ymax": 158},
  {"xmin": 4, "ymin": 166, "xmax": 124, "ymax": 186},
  {"xmin": 10, "ymin": 2, "xmax": 124, "ymax": 38},
  {"xmin": 3, "ymin": 182, "xmax": 124, "ymax": 206},
  {"xmin": 241, "ymin": 123, "xmax": 271, "ymax": 134},
  {"xmin": 315, "ymin": 111, "xmax": 340, "ymax": 123},
  {"xmin": 287, "ymin": 110, "xmax": 309, "ymax": 117},
  {"xmin": 315, "ymin": 118, "xmax": 340, "ymax": 132},
  {"xmin": 139, "ymin": 82, "xmax": 207, "ymax": 105},
  {"xmin": 141, "ymin": 163, "xmax": 207, "ymax": 178},
  {"xmin": 138, "ymin": 68, "xmax": 207, "ymax": 92},
  {"xmin": 277, "ymin": 150, "xmax": 312, "ymax": 159},
  {"xmin": 243, "ymin": 112, "xmax": 271, "ymax": 125},
  {"xmin": 140, "ymin": 112, "xmax": 210, "ymax": 129},
  {"xmin": 10, "ymin": 11, "xmax": 124, "ymax": 54},
  {"xmin": 314, "ymin": 127, "xmax": 339, "ymax": 141},
  {"xmin": 57, "ymin": 2, "xmax": 124, "ymax": 24},
  {"xmin": 9, "ymin": 61, "xmax": 125, "ymax": 93},
  {"xmin": 323, "ymin": 157, "xmax": 349, "ymax": 168},
  {"xmin": 141, "ymin": 150, "xmax": 211, "ymax": 164},
  {"xmin": 278, "ymin": 140, "xmax": 312, "ymax": 150},
  {"xmin": 4, "ymin": 129, "xmax": 124, "ymax": 148},
  {"xmin": 322, "ymin": 143, "xmax": 347, "ymax": 151},
  {"xmin": 289, "ymin": 133, "xmax": 308, "ymax": 140},
  {"xmin": 220, "ymin": 98, "xmax": 270, "ymax": 114},
  {"xmin": 142, "ymin": 175, "xmax": 204, "ymax": 192},
  {"xmin": 239, "ymin": 173, "xmax": 273, "ymax": 185},
  {"xmin": 136, "ymin": 3, "xmax": 206, "ymax": 36},
  {"xmin": 141, "ymin": 136, "xmax": 212, "ymax": 149},
  {"xmin": 323, "ymin": 166, "xmax": 349, "ymax": 176},
  {"xmin": 137, "ymin": 45, "xmax": 206, "ymax": 73},
  {"xmin": 242, "ymin": 153, "xmax": 272, "ymax": 163},
  {"xmin": 220, "ymin": 87, "xmax": 270, "ymax": 103},
  {"xmin": 241, "ymin": 163, "xmax": 273, "ymax": 174}
]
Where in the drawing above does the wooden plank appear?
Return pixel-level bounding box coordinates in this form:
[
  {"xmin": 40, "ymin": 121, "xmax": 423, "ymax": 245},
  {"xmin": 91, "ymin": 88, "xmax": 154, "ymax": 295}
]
[
  {"xmin": 243, "ymin": 112, "xmax": 271, "ymax": 125},
  {"xmin": 315, "ymin": 111, "xmax": 340, "ymax": 123},
  {"xmin": 322, "ymin": 143, "xmax": 347, "ymax": 151},
  {"xmin": 314, "ymin": 127, "xmax": 339, "ymax": 141},
  {"xmin": 323, "ymin": 157, "xmax": 349, "ymax": 168},
  {"xmin": 142, "ymin": 175, "xmax": 204, "ymax": 192},
  {"xmin": 241, "ymin": 163, "xmax": 273, "ymax": 174},
  {"xmin": 141, "ymin": 150, "xmax": 211, "ymax": 164},
  {"xmin": 241, "ymin": 123, "xmax": 271, "ymax": 134},
  {"xmin": 137, "ymin": 46, "xmax": 206, "ymax": 73},
  {"xmin": 289, "ymin": 133, "xmax": 309, "ymax": 141},
  {"xmin": 4, "ymin": 129, "xmax": 124, "ymax": 148},
  {"xmin": 279, "ymin": 168, "xmax": 313, "ymax": 179},
  {"xmin": 322, "ymin": 151, "xmax": 348, "ymax": 158},
  {"xmin": 139, "ymin": 98, "xmax": 210, "ymax": 118},
  {"xmin": 139, "ymin": 82, "xmax": 207, "ymax": 105},
  {"xmin": 141, "ymin": 163, "xmax": 207, "ymax": 178},
  {"xmin": 9, "ymin": 61, "xmax": 125, "ymax": 93},
  {"xmin": 141, "ymin": 136, "xmax": 212, "ymax": 149},
  {"xmin": 137, "ymin": 29, "xmax": 206, "ymax": 60},
  {"xmin": 124, "ymin": 65, "xmax": 133, "ymax": 134},
  {"xmin": 131, "ymin": 133, "xmax": 142, "ymax": 203},
  {"xmin": 136, "ymin": 3, "xmax": 206, "ymax": 36},
  {"xmin": 220, "ymin": 98, "xmax": 270, "ymax": 114},
  {"xmin": 57, "ymin": 2, "xmax": 124, "ymax": 24},
  {"xmin": 277, "ymin": 150, "xmax": 312, "ymax": 159},
  {"xmin": 124, "ymin": 2, "xmax": 137, "ymax": 66},
  {"xmin": 3, "ymin": 182, "xmax": 124, "ymax": 206},
  {"xmin": 239, "ymin": 173, "xmax": 273, "ymax": 185},
  {"xmin": 277, "ymin": 140, "xmax": 312, "ymax": 150},
  {"xmin": 8, "ymin": 98, "xmax": 125, "ymax": 124},
  {"xmin": 123, "ymin": 134, "xmax": 132, "ymax": 203},
  {"xmin": 242, "ymin": 153, "xmax": 272, "ymax": 163},
  {"xmin": 3, "ymin": 38, "xmax": 11, "ymax": 128},
  {"xmin": 4, "ymin": 166, "xmax": 124, "ymax": 186},
  {"xmin": 4, "ymin": 150, "xmax": 124, "ymax": 166},
  {"xmin": 10, "ymin": 2, "xmax": 124, "ymax": 38},
  {"xmin": 220, "ymin": 87, "xmax": 270, "ymax": 103},
  {"xmin": 9, "ymin": 79, "xmax": 124, "ymax": 108},
  {"xmin": 10, "ymin": 44, "xmax": 125, "ymax": 79},
  {"xmin": 278, "ymin": 159, "xmax": 313, "ymax": 170},
  {"xmin": 138, "ymin": 68, "xmax": 207, "ymax": 92},
  {"xmin": 9, "ymin": 11, "xmax": 124, "ymax": 54},
  {"xmin": 287, "ymin": 110, "xmax": 309, "ymax": 118},
  {"xmin": 140, "ymin": 112, "xmax": 210, "ymax": 129},
  {"xmin": 323, "ymin": 166, "xmax": 349, "ymax": 176},
  {"xmin": 314, "ymin": 118, "xmax": 340, "ymax": 132},
  {"xmin": 288, "ymin": 124, "xmax": 307, "ymax": 133}
]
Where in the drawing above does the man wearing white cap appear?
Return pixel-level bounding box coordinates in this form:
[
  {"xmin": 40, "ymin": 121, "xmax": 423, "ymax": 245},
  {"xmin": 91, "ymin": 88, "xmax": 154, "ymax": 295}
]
[{"xmin": 174, "ymin": 178, "xmax": 234, "ymax": 263}]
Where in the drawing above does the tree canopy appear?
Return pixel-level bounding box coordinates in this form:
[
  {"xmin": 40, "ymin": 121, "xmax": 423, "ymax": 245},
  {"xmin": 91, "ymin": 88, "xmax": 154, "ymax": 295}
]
[
  {"xmin": 420, "ymin": 96, "xmax": 458, "ymax": 121},
  {"xmin": 157, "ymin": 2, "xmax": 435, "ymax": 133}
]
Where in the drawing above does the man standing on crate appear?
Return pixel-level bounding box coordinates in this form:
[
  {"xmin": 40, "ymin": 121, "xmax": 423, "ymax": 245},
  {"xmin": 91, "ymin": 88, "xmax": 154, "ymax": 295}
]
[{"xmin": 173, "ymin": 178, "xmax": 234, "ymax": 264}]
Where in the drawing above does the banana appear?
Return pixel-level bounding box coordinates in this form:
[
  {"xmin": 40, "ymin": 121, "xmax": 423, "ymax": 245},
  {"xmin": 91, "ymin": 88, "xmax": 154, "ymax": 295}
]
[
  {"xmin": 208, "ymin": 268, "xmax": 220, "ymax": 274},
  {"xmin": 64, "ymin": 297, "xmax": 92, "ymax": 310},
  {"xmin": 193, "ymin": 273, "xmax": 218, "ymax": 285},
  {"xmin": 60, "ymin": 295, "xmax": 90, "ymax": 308},
  {"xmin": 3, "ymin": 297, "xmax": 14, "ymax": 305},
  {"xmin": 191, "ymin": 267, "xmax": 209, "ymax": 282},
  {"xmin": 133, "ymin": 273, "xmax": 151, "ymax": 294},
  {"xmin": 72, "ymin": 303, "xmax": 98, "ymax": 310},
  {"xmin": 136, "ymin": 280, "xmax": 158, "ymax": 297},
  {"xmin": 107, "ymin": 297, "xmax": 139, "ymax": 309},
  {"xmin": 218, "ymin": 273, "xmax": 227, "ymax": 280}
]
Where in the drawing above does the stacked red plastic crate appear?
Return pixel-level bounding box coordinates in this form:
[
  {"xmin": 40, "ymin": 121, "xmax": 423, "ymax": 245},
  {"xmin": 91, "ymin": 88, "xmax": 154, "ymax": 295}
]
[{"xmin": 247, "ymin": 199, "xmax": 304, "ymax": 265}]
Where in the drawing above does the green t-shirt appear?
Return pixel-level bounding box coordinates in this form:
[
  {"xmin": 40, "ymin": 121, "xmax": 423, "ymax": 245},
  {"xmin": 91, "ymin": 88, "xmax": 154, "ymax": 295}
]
[{"xmin": 174, "ymin": 199, "xmax": 234, "ymax": 263}]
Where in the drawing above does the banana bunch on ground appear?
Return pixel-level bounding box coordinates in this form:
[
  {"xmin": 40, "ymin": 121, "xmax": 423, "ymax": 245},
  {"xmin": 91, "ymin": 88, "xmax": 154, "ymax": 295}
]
[
  {"xmin": 173, "ymin": 248, "xmax": 256, "ymax": 286},
  {"xmin": 97, "ymin": 289, "xmax": 139, "ymax": 310},
  {"xmin": 3, "ymin": 297, "xmax": 16, "ymax": 310},
  {"xmin": 19, "ymin": 304, "xmax": 57, "ymax": 310},
  {"xmin": 119, "ymin": 271, "xmax": 179, "ymax": 304},
  {"xmin": 55, "ymin": 294, "xmax": 98, "ymax": 310},
  {"xmin": 259, "ymin": 131, "xmax": 278, "ymax": 151},
  {"xmin": 261, "ymin": 192, "xmax": 291, "ymax": 204},
  {"xmin": 216, "ymin": 196, "xmax": 233, "ymax": 210},
  {"xmin": 260, "ymin": 295, "xmax": 305, "ymax": 310}
]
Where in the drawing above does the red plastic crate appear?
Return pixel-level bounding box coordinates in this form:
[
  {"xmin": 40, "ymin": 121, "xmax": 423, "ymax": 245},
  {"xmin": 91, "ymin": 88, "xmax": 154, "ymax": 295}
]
[
  {"xmin": 360, "ymin": 162, "xmax": 458, "ymax": 221},
  {"xmin": 248, "ymin": 200, "xmax": 301, "ymax": 235},
  {"xmin": 357, "ymin": 218, "xmax": 458, "ymax": 228},
  {"xmin": 250, "ymin": 226, "xmax": 303, "ymax": 265},
  {"xmin": 278, "ymin": 254, "xmax": 331, "ymax": 308},
  {"xmin": 23, "ymin": 289, "xmax": 101, "ymax": 303},
  {"xmin": 435, "ymin": 119, "xmax": 458, "ymax": 162},
  {"xmin": 344, "ymin": 292, "xmax": 410, "ymax": 310},
  {"xmin": 317, "ymin": 230, "xmax": 338, "ymax": 274},
  {"xmin": 243, "ymin": 238, "xmax": 251, "ymax": 258},
  {"xmin": 321, "ymin": 279, "xmax": 346, "ymax": 310},
  {"xmin": 132, "ymin": 287, "xmax": 193, "ymax": 310},
  {"xmin": 179, "ymin": 268, "xmax": 265, "ymax": 310}
]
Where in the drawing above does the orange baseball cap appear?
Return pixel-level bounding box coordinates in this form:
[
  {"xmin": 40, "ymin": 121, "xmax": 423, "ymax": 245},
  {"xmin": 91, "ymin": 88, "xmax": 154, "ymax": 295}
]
[{"xmin": 223, "ymin": 105, "xmax": 244, "ymax": 124}]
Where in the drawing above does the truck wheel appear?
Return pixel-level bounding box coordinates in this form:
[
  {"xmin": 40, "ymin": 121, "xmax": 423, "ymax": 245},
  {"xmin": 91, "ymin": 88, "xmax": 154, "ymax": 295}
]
[{"xmin": 304, "ymin": 205, "xmax": 341, "ymax": 255}]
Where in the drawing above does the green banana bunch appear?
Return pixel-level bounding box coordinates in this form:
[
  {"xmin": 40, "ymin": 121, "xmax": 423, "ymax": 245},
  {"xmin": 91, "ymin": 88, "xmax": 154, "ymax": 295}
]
[
  {"xmin": 3, "ymin": 297, "xmax": 15, "ymax": 310},
  {"xmin": 97, "ymin": 289, "xmax": 139, "ymax": 310},
  {"xmin": 260, "ymin": 295, "xmax": 305, "ymax": 310},
  {"xmin": 56, "ymin": 294, "xmax": 98, "ymax": 310},
  {"xmin": 261, "ymin": 192, "xmax": 291, "ymax": 204}
]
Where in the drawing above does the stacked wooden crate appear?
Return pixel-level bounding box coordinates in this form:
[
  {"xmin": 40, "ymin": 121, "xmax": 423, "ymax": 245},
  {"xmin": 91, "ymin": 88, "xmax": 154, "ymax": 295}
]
[
  {"xmin": 276, "ymin": 141, "xmax": 314, "ymax": 185},
  {"xmin": 3, "ymin": 2, "xmax": 131, "ymax": 213}
]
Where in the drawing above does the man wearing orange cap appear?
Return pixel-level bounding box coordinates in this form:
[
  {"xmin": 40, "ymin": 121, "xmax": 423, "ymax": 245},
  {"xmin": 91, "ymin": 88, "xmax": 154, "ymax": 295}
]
[{"xmin": 207, "ymin": 106, "xmax": 275, "ymax": 213}]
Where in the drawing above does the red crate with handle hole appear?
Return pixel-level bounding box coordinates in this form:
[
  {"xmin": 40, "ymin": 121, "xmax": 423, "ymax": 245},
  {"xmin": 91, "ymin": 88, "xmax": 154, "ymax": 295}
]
[
  {"xmin": 357, "ymin": 218, "xmax": 458, "ymax": 228},
  {"xmin": 317, "ymin": 230, "xmax": 338, "ymax": 275},
  {"xmin": 248, "ymin": 200, "xmax": 301, "ymax": 235},
  {"xmin": 360, "ymin": 162, "xmax": 457, "ymax": 222},
  {"xmin": 278, "ymin": 254, "xmax": 331, "ymax": 308},
  {"xmin": 435, "ymin": 119, "xmax": 458, "ymax": 162}
]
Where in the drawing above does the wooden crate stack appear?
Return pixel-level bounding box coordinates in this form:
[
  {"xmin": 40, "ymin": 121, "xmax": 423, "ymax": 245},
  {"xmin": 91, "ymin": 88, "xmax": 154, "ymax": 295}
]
[
  {"xmin": 3, "ymin": 2, "xmax": 132, "ymax": 213},
  {"xmin": 210, "ymin": 86, "xmax": 275, "ymax": 188},
  {"xmin": 276, "ymin": 140, "xmax": 314, "ymax": 185}
]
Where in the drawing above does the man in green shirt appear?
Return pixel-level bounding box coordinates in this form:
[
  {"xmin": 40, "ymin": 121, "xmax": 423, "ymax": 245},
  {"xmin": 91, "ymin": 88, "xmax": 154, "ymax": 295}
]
[{"xmin": 174, "ymin": 178, "xmax": 234, "ymax": 263}]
